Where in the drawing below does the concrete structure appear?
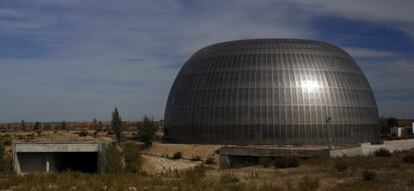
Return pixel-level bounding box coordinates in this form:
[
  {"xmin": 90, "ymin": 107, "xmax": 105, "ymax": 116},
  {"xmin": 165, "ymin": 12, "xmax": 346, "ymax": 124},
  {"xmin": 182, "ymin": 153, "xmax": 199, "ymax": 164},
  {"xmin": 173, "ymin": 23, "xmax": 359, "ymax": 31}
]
[
  {"xmin": 219, "ymin": 139, "xmax": 414, "ymax": 167},
  {"xmin": 165, "ymin": 39, "xmax": 379, "ymax": 145},
  {"xmin": 13, "ymin": 142, "xmax": 100, "ymax": 174},
  {"xmin": 391, "ymin": 126, "xmax": 413, "ymax": 138}
]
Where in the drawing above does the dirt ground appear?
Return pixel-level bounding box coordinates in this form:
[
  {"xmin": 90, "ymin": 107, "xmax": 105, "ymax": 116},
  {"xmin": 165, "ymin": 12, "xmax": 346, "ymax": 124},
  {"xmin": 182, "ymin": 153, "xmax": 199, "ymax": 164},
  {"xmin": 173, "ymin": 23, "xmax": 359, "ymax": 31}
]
[
  {"xmin": 141, "ymin": 155, "xmax": 203, "ymax": 174},
  {"xmin": 143, "ymin": 143, "xmax": 221, "ymax": 161}
]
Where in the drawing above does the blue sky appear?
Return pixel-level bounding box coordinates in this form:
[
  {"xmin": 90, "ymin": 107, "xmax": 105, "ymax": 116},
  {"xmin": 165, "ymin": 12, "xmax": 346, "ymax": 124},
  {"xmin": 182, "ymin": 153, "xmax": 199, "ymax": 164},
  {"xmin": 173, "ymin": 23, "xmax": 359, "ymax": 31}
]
[{"xmin": 0, "ymin": 0, "xmax": 413, "ymax": 122}]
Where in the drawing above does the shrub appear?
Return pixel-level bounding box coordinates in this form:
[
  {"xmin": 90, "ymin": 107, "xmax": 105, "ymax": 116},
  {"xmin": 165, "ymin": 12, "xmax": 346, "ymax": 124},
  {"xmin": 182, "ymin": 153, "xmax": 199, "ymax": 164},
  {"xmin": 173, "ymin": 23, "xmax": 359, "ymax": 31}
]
[
  {"xmin": 273, "ymin": 157, "xmax": 300, "ymax": 169},
  {"xmin": 374, "ymin": 148, "xmax": 392, "ymax": 157},
  {"xmin": 402, "ymin": 154, "xmax": 414, "ymax": 164},
  {"xmin": 190, "ymin": 155, "xmax": 202, "ymax": 161},
  {"xmin": 123, "ymin": 142, "xmax": 143, "ymax": 173},
  {"xmin": 137, "ymin": 116, "xmax": 157, "ymax": 146},
  {"xmin": 246, "ymin": 171, "xmax": 258, "ymax": 179},
  {"xmin": 172, "ymin": 152, "xmax": 183, "ymax": 160},
  {"xmin": 334, "ymin": 161, "xmax": 349, "ymax": 172},
  {"xmin": 298, "ymin": 176, "xmax": 320, "ymax": 191},
  {"xmin": 182, "ymin": 165, "xmax": 207, "ymax": 184},
  {"xmin": 258, "ymin": 157, "xmax": 273, "ymax": 167},
  {"xmin": 205, "ymin": 156, "xmax": 216, "ymax": 165},
  {"xmin": 0, "ymin": 142, "xmax": 12, "ymax": 174},
  {"xmin": 220, "ymin": 172, "xmax": 239, "ymax": 184},
  {"xmin": 100, "ymin": 144, "xmax": 124, "ymax": 173},
  {"xmin": 362, "ymin": 170, "xmax": 376, "ymax": 181},
  {"xmin": 2, "ymin": 139, "xmax": 11, "ymax": 146},
  {"xmin": 79, "ymin": 131, "xmax": 88, "ymax": 137}
]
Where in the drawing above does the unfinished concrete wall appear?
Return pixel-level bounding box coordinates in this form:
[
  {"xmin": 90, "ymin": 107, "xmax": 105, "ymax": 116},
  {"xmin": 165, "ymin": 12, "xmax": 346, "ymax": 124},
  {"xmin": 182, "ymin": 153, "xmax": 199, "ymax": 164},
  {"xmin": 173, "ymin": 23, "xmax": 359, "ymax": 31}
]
[
  {"xmin": 13, "ymin": 142, "xmax": 100, "ymax": 174},
  {"xmin": 330, "ymin": 139, "xmax": 414, "ymax": 157}
]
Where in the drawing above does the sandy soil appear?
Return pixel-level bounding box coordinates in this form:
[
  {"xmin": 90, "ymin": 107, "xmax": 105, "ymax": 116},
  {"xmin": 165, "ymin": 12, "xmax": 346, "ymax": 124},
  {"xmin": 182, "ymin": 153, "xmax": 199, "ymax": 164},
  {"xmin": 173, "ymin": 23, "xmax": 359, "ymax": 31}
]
[
  {"xmin": 143, "ymin": 143, "xmax": 221, "ymax": 161},
  {"xmin": 141, "ymin": 155, "xmax": 202, "ymax": 174}
]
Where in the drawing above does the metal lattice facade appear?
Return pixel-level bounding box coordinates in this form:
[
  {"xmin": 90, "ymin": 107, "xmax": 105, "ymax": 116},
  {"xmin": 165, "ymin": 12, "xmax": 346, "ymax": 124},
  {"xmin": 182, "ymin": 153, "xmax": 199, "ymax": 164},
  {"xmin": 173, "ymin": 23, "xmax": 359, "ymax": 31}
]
[{"xmin": 165, "ymin": 39, "xmax": 379, "ymax": 145}]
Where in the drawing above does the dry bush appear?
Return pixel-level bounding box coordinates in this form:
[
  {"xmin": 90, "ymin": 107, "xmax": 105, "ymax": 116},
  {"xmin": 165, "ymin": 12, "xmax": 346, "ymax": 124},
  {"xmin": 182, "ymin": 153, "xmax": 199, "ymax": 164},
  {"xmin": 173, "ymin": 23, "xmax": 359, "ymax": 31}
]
[
  {"xmin": 2, "ymin": 139, "xmax": 11, "ymax": 146},
  {"xmin": 273, "ymin": 157, "xmax": 300, "ymax": 169},
  {"xmin": 0, "ymin": 142, "xmax": 12, "ymax": 174},
  {"xmin": 220, "ymin": 172, "xmax": 239, "ymax": 184},
  {"xmin": 258, "ymin": 157, "xmax": 273, "ymax": 167},
  {"xmin": 172, "ymin": 152, "xmax": 183, "ymax": 160},
  {"xmin": 244, "ymin": 171, "xmax": 258, "ymax": 179},
  {"xmin": 298, "ymin": 176, "xmax": 320, "ymax": 191},
  {"xmin": 182, "ymin": 165, "xmax": 207, "ymax": 184},
  {"xmin": 362, "ymin": 170, "xmax": 376, "ymax": 181},
  {"xmin": 205, "ymin": 156, "xmax": 216, "ymax": 165},
  {"xmin": 190, "ymin": 155, "xmax": 201, "ymax": 161},
  {"xmin": 259, "ymin": 182, "xmax": 283, "ymax": 191},
  {"xmin": 402, "ymin": 154, "xmax": 414, "ymax": 164},
  {"xmin": 374, "ymin": 148, "xmax": 392, "ymax": 157},
  {"xmin": 79, "ymin": 131, "xmax": 88, "ymax": 137},
  {"xmin": 334, "ymin": 161, "xmax": 349, "ymax": 172}
]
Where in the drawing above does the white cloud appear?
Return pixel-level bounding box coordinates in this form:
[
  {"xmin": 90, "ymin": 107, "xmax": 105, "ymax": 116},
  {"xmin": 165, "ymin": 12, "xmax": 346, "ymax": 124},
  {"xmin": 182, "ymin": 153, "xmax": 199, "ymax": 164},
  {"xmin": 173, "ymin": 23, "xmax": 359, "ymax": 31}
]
[
  {"xmin": 0, "ymin": 0, "xmax": 315, "ymax": 122},
  {"xmin": 292, "ymin": 0, "xmax": 414, "ymax": 37},
  {"xmin": 0, "ymin": 0, "xmax": 412, "ymax": 121}
]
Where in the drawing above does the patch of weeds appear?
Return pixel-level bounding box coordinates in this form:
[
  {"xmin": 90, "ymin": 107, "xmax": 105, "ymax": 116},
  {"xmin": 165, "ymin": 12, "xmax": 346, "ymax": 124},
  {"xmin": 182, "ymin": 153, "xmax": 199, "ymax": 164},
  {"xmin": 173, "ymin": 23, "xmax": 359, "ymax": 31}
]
[
  {"xmin": 244, "ymin": 171, "xmax": 258, "ymax": 179},
  {"xmin": 258, "ymin": 157, "xmax": 273, "ymax": 167},
  {"xmin": 334, "ymin": 161, "xmax": 349, "ymax": 172},
  {"xmin": 374, "ymin": 148, "xmax": 392, "ymax": 157},
  {"xmin": 182, "ymin": 165, "xmax": 207, "ymax": 184},
  {"xmin": 190, "ymin": 155, "xmax": 201, "ymax": 161},
  {"xmin": 402, "ymin": 154, "xmax": 414, "ymax": 164},
  {"xmin": 273, "ymin": 157, "xmax": 300, "ymax": 169},
  {"xmin": 298, "ymin": 176, "xmax": 320, "ymax": 191},
  {"xmin": 220, "ymin": 172, "xmax": 239, "ymax": 184},
  {"xmin": 79, "ymin": 131, "xmax": 88, "ymax": 137},
  {"xmin": 362, "ymin": 170, "xmax": 376, "ymax": 181},
  {"xmin": 205, "ymin": 156, "xmax": 216, "ymax": 165},
  {"xmin": 172, "ymin": 152, "xmax": 183, "ymax": 160}
]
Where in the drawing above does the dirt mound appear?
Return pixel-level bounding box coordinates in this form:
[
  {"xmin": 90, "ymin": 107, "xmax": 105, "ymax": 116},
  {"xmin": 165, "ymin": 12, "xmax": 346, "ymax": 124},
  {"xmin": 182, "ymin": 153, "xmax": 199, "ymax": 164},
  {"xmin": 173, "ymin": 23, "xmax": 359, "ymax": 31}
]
[
  {"xmin": 143, "ymin": 143, "xmax": 221, "ymax": 161},
  {"xmin": 141, "ymin": 155, "xmax": 201, "ymax": 174}
]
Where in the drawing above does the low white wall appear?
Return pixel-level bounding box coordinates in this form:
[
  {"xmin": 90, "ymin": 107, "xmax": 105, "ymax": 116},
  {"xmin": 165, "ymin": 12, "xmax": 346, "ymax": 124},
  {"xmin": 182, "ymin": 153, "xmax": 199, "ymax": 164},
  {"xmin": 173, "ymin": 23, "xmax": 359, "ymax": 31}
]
[{"xmin": 330, "ymin": 139, "xmax": 414, "ymax": 157}]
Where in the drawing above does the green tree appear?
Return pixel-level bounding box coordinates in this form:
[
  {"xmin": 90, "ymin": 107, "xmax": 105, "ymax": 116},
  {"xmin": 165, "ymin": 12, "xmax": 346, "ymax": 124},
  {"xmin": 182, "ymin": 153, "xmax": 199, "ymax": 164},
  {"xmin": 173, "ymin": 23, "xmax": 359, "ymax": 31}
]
[
  {"xmin": 100, "ymin": 144, "xmax": 123, "ymax": 173},
  {"xmin": 111, "ymin": 107, "xmax": 123, "ymax": 143},
  {"xmin": 61, "ymin": 121, "xmax": 68, "ymax": 131},
  {"xmin": 97, "ymin": 121, "xmax": 103, "ymax": 132},
  {"xmin": 388, "ymin": 117, "xmax": 398, "ymax": 128},
  {"xmin": 34, "ymin": 121, "xmax": 41, "ymax": 131},
  {"xmin": 137, "ymin": 116, "xmax": 158, "ymax": 146},
  {"xmin": 124, "ymin": 142, "xmax": 143, "ymax": 173},
  {"xmin": 91, "ymin": 118, "xmax": 98, "ymax": 131},
  {"xmin": 380, "ymin": 117, "xmax": 399, "ymax": 135},
  {"xmin": 44, "ymin": 123, "xmax": 52, "ymax": 130},
  {"xmin": 20, "ymin": 120, "xmax": 25, "ymax": 131}
]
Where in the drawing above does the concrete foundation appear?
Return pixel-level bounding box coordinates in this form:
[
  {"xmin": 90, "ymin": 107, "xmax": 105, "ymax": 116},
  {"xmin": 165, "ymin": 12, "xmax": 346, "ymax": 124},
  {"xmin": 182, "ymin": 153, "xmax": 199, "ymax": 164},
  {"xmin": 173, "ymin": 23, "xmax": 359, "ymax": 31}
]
[
  {"xmin": 219, "ymin": 139, "xmax": 414, "ymax": 168},
  {"xmin": 13, "ymin": 142, "xmax": 100, "ymax": 174}
]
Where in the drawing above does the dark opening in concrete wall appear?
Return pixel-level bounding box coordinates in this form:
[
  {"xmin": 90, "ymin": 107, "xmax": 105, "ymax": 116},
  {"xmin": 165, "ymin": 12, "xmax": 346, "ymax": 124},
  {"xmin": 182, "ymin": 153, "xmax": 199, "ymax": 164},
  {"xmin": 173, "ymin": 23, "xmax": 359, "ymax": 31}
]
[
  {"xmin": 17, "ymin": 152, "xmax": 98, "ymax": 173},
  {"xmin": 14, "ymin": 142, "xmax": 100, "ymax": 174},
  {"xmin": 54, "ymin": 152, "xmax": 98, "ymax": 172}
]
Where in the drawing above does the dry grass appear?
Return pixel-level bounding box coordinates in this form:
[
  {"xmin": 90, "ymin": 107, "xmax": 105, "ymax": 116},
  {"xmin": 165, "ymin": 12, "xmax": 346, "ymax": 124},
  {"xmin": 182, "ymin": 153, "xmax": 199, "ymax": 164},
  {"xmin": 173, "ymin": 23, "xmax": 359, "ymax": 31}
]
[
  {"xmin": 1, "ymin": 150, "xmax": 414, "ymax": 191},
  {"xmin": 1, "ymin": 133, "xmax": 414, "ymax": 191}
]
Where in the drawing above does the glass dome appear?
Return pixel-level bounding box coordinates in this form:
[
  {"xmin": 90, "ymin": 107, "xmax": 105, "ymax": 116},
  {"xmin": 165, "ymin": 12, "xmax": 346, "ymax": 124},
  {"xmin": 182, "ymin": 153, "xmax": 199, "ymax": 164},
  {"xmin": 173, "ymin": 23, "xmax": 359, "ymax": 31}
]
[{"xmin": 165, "ymin": 39, "xmax": 379, "ymax": 145}]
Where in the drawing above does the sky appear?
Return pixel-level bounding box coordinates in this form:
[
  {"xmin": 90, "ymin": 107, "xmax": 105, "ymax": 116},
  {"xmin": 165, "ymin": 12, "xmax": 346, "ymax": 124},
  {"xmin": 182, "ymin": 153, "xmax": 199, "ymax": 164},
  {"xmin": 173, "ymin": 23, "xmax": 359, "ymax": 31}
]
[{"xmin": 0, "ymin": 0, "xmax": 413, "ymax": 122}]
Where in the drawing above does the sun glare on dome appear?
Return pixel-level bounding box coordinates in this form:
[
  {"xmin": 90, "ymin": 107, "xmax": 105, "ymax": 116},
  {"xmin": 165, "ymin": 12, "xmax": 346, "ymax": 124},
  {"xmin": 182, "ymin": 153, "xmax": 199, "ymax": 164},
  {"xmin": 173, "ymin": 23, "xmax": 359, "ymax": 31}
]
[{"xmin": 302, "ymin": 80, "xmax": 320, "ymax": 92}]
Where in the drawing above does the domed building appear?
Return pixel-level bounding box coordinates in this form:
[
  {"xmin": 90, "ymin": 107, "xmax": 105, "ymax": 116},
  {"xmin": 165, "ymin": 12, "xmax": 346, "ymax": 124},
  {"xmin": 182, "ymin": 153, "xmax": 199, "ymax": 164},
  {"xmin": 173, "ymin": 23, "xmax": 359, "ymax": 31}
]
[{"xmin": 164, "ymin": 39, "xmax": 379, "ymax": 145}]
